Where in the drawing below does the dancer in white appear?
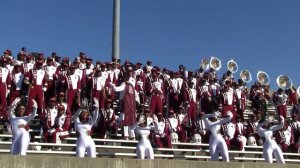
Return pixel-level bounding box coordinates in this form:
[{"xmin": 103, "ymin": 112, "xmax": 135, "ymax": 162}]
[
  {"xmin": 73, "ymin": 98, "xmax": 99, "ymax": 158},
  {"xmin": 9, "ymin": 98, "xmax": 37, "ymax": 155},
  {"xmin": 257, "ymin": 116, "xmax": 285, "ymax": 164},
  {"xmin": 135, "ymin": 114, "xmax": 155, "ymax": 159},
  {"xmin": 202, "ymin": 111, "xmax": 233, "ymax": 162}
]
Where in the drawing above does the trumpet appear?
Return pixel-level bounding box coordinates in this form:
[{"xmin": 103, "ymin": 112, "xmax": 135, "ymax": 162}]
[
  {"xmin": 240, "ymin": 69, "xmax": 252, "ymax": 83},
  {"xmin": 209, "ymin": 56, "xmax": 221, "ymax": 71},
  {"xmin": 227, "ymin": 59, "xmax": 238, "ymax": 73},
  {"xmin": 256, "ymin": 71, "xmax": 270, "ymax": 85},
  {"xmin": 200, "ymin": 58, "xmax": 209, "ymax": 71},
  {"xmin": 276, "ymin": 75, "xmax": 292, "ymax": 90}
]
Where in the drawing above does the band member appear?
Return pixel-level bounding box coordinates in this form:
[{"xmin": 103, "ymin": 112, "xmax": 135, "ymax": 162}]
[
  {"xmin": 94, "ymin": 99, "xmax": 117, "ymax": 139},
  {"xmin": 167, "ymin": 71, "xmax": 181, "ymax": 112},
  {"xmin": 57, "ymin": 92, "xmax": 71, "ymax": 116},
  {"xmin": 197, "ymin": 79, "xmax": 211, "ymax": 114},
  {"xmin": 63, "ymin": 65, "xmax": 81, "ymax": 113},
  {"xmin": 135, "ymin": 75, "xmax": 145, "ymax": 105},
  {"xmin": 149, "ymin": 73, "xmax": 164, "ymax": 116},
  {"xmin": 9, "ymin": 64, "xmax": 24, "ymax": 105},
  {"xmin": 44, "ymin": 57, "xmax": 58, "ymax": 107},
  {"xmin": 222, "ymin": 119, "xmax": 245, "ymax": 151},
  {"xmin": 202, "ymin": 109, "xmax": 233, "ymax": 162},
  {"xmin": 209, "ymin": 76, "xmax": 221, "ymax": 101},
  {"xmin": 153, "ymin": 113, "xmax": 172, "ymax": 149},
  {"xmin": 9, "ymin": 98, "xmax": 37, "ymax": 155},
  {"xmin": 135, "ymin": 114, "xmax": 155, "ymax": 159},
  {"xmin": 42, "ymin": 98, "xmax": 58, "ymax": 143},
  {"xmin": 245, "ymin": 114, "xmax": 261, "ymax": 145},
  {"xmin": 24, "ymin": 60, "xmax": 47, "ymax": 116},
  {"xmin": 73, "ymin": 98, "xmax": 99, "ymax": 158},
  {"xmin": 143, "ymin": 60, "xmax": 153, "ymax": 77},
  {"xmin": 219, "ymin": 83, "xmax": 236, "ymax": 121},
  {"xmin": 194, "ymin": 112, "xmax": 209, "ymax": 144},
  {"xmin": 55, "ymin": 57, "xmax": 69, "ymax": 93},
  {"xmin": 133, "ymin": 62, "xmax": 144, "ymax": 81},
  {"xmin": 22, "ymin": 55, "xmax": 34, "ymax": 74},
  {"xmin": 111, "ymin": 72, "xmax": 138, "ymax": 140},
  {"xmin": 107, "ymin": 62, "xmax": 118, "ymax": 85},
  {"xmin": 275, "ymin": 123, "xmax": 294, "ymax": 153},
  {"xmin": 91, "ymin": 69, "xmax": 107, "ymax": 109},
  {"xmin": 257, "ymin": 116, "xmax": 285, "ymax": 164},
  {"xmin": 82, "ymin": 58, "xmax": 94, "ymax": 102},
  {"xmin": 15, "ymin": 52, "xmax": 26, "ymax": 65},
  {"xmin": 289, "ymin": 113, "xmax": 300, "ymax": 153},
  {"xmin": 287, "ymin": 86, "xmax": 297, "ymax": 106},
  {"xmin": 182, "ymin": 81, "xmax": 198, "ymax": 129},
  {"xmin": 251, "ymin": 91, "xmax": 267, "ymax": 119},
  {"xmin": 234, "ymin": 81, "xmax": 247, "ymax": 121},
  {"xmin": 0, "ymin": 58, "xmax": 11, "ymax": 118},
  {"xmin": 112, "ymin": 62, "xmax": 121, "ymax": 84},
  {"xmin": 51, "ymin": 105, "xmax": 71, "ymax": 149},
  {"xmin": 167, "ymin": 109, "xmax": 186, "ymax": 142},
  {"xmin": 273, "ymin": 88, "xmax": 288, "ymax": 119}
]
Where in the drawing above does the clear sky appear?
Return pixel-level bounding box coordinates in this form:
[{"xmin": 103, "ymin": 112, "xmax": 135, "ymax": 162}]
[{"xmin": 1, "ymin": 0, "xmax": 300, "ymax": 89}]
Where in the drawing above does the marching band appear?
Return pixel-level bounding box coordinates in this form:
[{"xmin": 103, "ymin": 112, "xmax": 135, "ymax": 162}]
[{"xmin": 0, "ymin": 49, "xmax": 299, "ymax": 163}]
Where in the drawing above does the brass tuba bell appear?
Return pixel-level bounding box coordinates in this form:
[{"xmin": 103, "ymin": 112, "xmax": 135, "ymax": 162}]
[
  {"xmin": 256, "ymin": 71, "xmax": 270, "ymax": 85},
  {"xmin": 227, "ymin": 59, "xmax": 238, "ymax": 73},
  {"xmin": 209, "ymin": 56, "xmax": 221, "ymax": 71},
  {"xmin": 240, "ymin": 69, "xmax": 252, "ymax": 83},
  {"xmin": 276, "ymin": 75, "xmax": 292, "ymax": 90}
]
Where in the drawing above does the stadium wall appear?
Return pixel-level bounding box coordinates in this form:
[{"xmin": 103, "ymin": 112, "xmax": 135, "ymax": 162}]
[{"xmin": 0, "ymin": 155, "xmax": 298, "ymax": 168}]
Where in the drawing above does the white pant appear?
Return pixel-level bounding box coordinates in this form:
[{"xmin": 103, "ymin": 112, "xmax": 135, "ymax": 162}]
[
  {"xmin": 76, "ymin": 136, "xmax": 96, "ymax": 157},
  {"xmin": 11, "ymin": 129, "xmax": 30, "ymax": 155},
  {"xmin": 209, "ymin": 134, "xmax": 229, "ymax": 162},
  {"xmin": 136, "ymin": 140, "xmax": 154, "ymax": 159},
  {"xmin": 124, "ymin": 125, "xmax": 136, "ymax": 138},
  {"xmin": 263, "ymin": 141, "xmax": 285, "ymax": 164}
]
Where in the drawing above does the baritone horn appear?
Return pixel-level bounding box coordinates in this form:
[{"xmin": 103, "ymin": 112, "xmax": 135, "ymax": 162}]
[
  {"xmin": 209, "ymin": 56, "xmax": 221, "ymax": 71},
  {"xmin": 200, "ymin": 58, "xmax": 209, "ymax": 71},
  {"xmin": 276, "ymin": 75, "xmax": 292, "ymax": 90},
  {"xmin": 227, "ymin": 59, "xmax": 238, "ymax": 73},
  {"xmin": 240, "ymin": 69, "xmax": 252, "ymax": 83},
  {"xmin": 256, "ymin": 71, "xmax": 270, "ymax": 85}
]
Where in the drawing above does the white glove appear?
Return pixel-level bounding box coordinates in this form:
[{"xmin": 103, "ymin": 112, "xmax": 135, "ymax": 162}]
[
  {"xmin": 6, "ymin": 90, "xmax": 10, "ymax": 97},
  {"xmin": 42, "ymin": 87, "xmax": 47, "ymax": 92},
  {"xmin": 32, "ymin": 100, "xmax": 38, "ymax": 108},
  {"xmin": 12, "ymin": 97, "xmax": 21, "ymax": 106},
  {"xmin": 93, "ymin": 98, "xmax": 99, "ymax": 108},
  {"xmin": 226, "ymin": 111, "xmax": 233, "ymax": 119},
  {"xmin": 48, "ymin": 129, "xmax": 56, "ymax": 134}
]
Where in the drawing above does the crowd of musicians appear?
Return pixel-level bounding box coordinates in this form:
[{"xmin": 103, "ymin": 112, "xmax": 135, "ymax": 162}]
[{"xmin": 0, "ymin": 48, "xmax": 299, "ymax": 160}]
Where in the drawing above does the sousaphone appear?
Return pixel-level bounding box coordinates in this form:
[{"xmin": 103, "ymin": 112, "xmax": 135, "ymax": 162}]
[
  {"xmin": 276, "ymin": 75, "xmax": 292, "ymax": 90},
  {"xmin": 209, "ymin": 56, "xmax": 221, "ymax": 71},
  {"xmin": 256, "ymin": 71, "xmax": 270, "ymax": 85},
  {"xmin": 240, "ymin": 69, "xmax": 252, "ymax": 83},
  {"xmin": 227, "ymin": 59, "xmax": 238, "ymax": 73}
]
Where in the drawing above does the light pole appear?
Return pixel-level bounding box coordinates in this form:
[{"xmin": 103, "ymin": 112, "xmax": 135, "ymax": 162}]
[{"xmin": 112, "ymin": 0, "xmax": 120, "ymax": 62}]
